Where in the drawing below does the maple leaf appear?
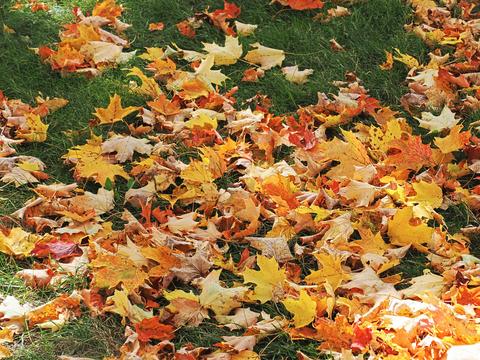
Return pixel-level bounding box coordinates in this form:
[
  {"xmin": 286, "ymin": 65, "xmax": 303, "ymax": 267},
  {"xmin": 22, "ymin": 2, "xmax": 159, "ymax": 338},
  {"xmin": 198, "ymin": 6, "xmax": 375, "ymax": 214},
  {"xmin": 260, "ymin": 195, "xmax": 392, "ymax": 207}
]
[
  {"xmin": 93, "ymin": 94, "xmax": 139, "ymax": 125},
  {"xmin": 216, "ymin": 308, "xmax": 260, "ymax": 330},
  {"xmin": 244, "ymin": 43, "xmax": 285, "ymax": 70},
  {"xmin": 134, "ymin": 317, "xmax": 175, "ymax": 342},
  {"xmin": 81, "ymin": 41, "xmax": 135, "ymax": 65},
  {"xmin": 243, "ymin": 255, "xmax": 286, "ymax": 303},
  {"xmin": 176, "ymin": 19, "xmax": 197, "ymax": 38},
  {"xmin": 91, "ymin": 253, "xmax": 148, "ymax": 293},
  {"xmin": 127, "ymin": 67, "xmax": 162, "ymax": 98},
  {"xmin": 261, "ymin": 174, "xmax": 300, "ymax": 213},
  {"xmin": 246, "ymin": 236, "xmax": 293, "ymax": 263},
  {"xmin": 141, "ymin": 245, "xmax": 180, "ymax": 277},
  {"xmin": 379, "ymin": 51, "xmax": 394, "ymax": 70},
  {"xmin": 385, "ymin": 135, "xmax": 433, "ymax": 171},
  {"xmin": 203, "ymin": 35, "xmax": 243, "ymax": 65},
  {"xmin": 104, "ymin": 289, "xmax": 152, "ymax": 324},
  {"xmin": 324, "ymin": 130, "xmax": 371, "ymax": 178},
  {"xmin": 282, "ymin": 290, "xmax": 317, "ymax": 328},
  {"xmin": 0, "ymin": 228, "xmax": 39, "ymax": 257},
  {"xmin": 147, "ymin": 94, "xmax": 181, "ymax": 116},
  {"xmin": 434, "ymin": 124, "xmax": 471, "ymax": 154},
  {"xmin": 15, "ymin": 269, "xmax": 53, "ymax": 288},
  {"xmin": 172, "ymin": 243, "xmax": 213, "ymax": 282},
  {"xmin": 417, "ymin": 105, "xmax": 458, "ymax": 132},
  {"xmin": 409, "ymin": 180, "xmax": 443, "ymax": 208},
  {"xmin": 101, "ymin": 135, "xmax": 152, "ymax": 163},
  {"xmin": 31, "ymin": 240, "xmax": 82, "ymax": 260},
  {"xmin": 15, "ymin": 113, "xmax": 48, "ymax": 142},
  {"xmin": 92, "ymin": 0, "xmax": 123, "ymax": 21},
  {"xmin": 282, "ymin": 65, "xmax": 314, "ymax": 84},
  {"xmin": 341, "ymin": 266, "xmax": 398, "ymax": 303},
  {"xmin": 305, "ymin": 252, "xmax": 351, "ymax": 291},
  {"xmin": 387, "ymin": 207, "xmax": 434, "ymax": 251},
  {"xmin": 195, "ymin": 54, "xmax": 228, "ymax": 87},
  {"xmin": 148, "ymin": 22, "xmax": 164, "ymax": 32},
  {"xmin": 400, "ymin": 270, "xmax": 445, "ymax": 298},
  {"xmin": 234, "ymin": 21, "xmax": 257, "ymax": 36},
  {"xmin": 199, "ymin": 270, "xmax": 248, "ymax": 315},
  {"xmin": 393, "ymin": 48, "xmax": 420, "ymax": 69},
  {"xmin": 164, "ymin": 290, "xmax": 209, "ymax": 326},
  {"xmin": 338, "ymin": 180, "xmax": 378, "ymax": 207},
  {"xmin": 179, "ymin": 78, "xmax": 211, "ymax": 100},
  {"xmin": 206, "ymin": 1, "xmax": 241, "ymax": 35},
  {"xmin": 64, "ymin": 134, "xmax": 130, "ymax": 185},
  {"xmin": 273, "ymin": 0, "xmax": 324, "ymax": 10}
]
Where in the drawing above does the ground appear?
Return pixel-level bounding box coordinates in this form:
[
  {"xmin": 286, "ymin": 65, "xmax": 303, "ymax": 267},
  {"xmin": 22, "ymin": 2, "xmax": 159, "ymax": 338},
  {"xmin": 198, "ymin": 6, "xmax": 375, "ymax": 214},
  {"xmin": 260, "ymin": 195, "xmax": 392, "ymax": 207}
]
[{"xmin": 0, "ymin": 0, "xmax": 475, "ymax": 359}]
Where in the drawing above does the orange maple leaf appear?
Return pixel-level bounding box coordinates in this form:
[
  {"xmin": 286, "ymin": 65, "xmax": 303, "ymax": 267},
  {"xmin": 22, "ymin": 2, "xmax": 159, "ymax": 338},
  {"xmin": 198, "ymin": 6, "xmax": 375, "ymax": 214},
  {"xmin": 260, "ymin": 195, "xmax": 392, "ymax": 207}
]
[
  {"xmin": 134, "ymin": 317, "xmax": 175, "ymax": 342},
  {"xmin": 385, "ymin": 135, "xmax": 433, "ymax": 171}
]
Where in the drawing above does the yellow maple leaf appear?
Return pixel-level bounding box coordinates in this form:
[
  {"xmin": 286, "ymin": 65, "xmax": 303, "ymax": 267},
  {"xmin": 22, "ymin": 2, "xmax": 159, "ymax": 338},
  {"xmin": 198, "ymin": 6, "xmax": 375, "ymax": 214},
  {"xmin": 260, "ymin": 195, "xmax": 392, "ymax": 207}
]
[
  {"xmin": 324, "ymin": 130, "xmax": 371, "ymax": 178},
  {"xmin": 16, "ymin": 113, "xmax": 48, "ymax": 142},
  {"xmin": 244, "ymin": 43, "xmax": 285, "ymax": 70},
  {"xmin": 409, "ymin": 181, "xmax": 443, "ymax": 208},
  {"xmin": 199, "ymin": 270, "xmax": 248, "ymax": 315},
  {"xmin": 393, "ymin": 48, "xmax": 420, "ymax": 69},
  {"xmin": 185, "ymin": 113, "xmax": 218, "ymax": 130},
  {"xmin": 296, "ymin": 205, "xmax": 332, "ymax": 222},
  {"xmin": 128, "ymin": 67, "xmax": 162, "ymax": 99},
  {"xmin": 0, "ymin": 228, "xmax": 39, "ymax": 257},
  {"xmin": 282, "ymin": 290, "xmax": 317, "ymax": 328},
  {"xmin": 93, "ymin": 94, "xmax": 139, "ymax": 125},
  {"xmin": 139, "ymin": 47, "xmax": 164, "ymax": 61},
  {"xmin": 91, "ymin": 253, "xmax": 148, "ymax": 293},
  {"xmin": 181, "ymin": 159, "xmax": 215, "ymax": 184},
  {"xmin": 104, "ymin": 289, "xmax": 152, "ymax": 324},
  {"xmin": 434, "ymin": 124, "xmax": 471, "ymax": 154},
  {"xmin": 243, "ymin": 255, "xmax": 286, "ymax": 303},
  {"xmin": 64, "ymin": 134, "xmax": 130, "ymax": 185},
  {"xmin": 203, "ymin": 35, "xmax": 243, "ymax": 65},
  {"xmin": 387, "ymin": 206, "xmax": 434, "ymax": 251},
  {"xmin": 305, "ymin": 252, "xmax": 351, "ymax": 291}
]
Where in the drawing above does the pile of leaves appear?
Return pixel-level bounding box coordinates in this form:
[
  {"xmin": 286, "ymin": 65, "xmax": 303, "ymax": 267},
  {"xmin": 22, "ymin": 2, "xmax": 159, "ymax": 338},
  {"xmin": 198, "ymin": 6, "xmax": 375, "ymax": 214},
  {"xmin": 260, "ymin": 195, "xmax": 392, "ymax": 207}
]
[
  {"xmin": 35, "ymin": 0, "xmax": 135, "ymax": 77},
  {"xmin": 3, "ymin": 0, "xmax": 480, "ymax": 359},
  {"xmin": 0, "ymin": 91, "xmax": 67, "ymax": 186}
]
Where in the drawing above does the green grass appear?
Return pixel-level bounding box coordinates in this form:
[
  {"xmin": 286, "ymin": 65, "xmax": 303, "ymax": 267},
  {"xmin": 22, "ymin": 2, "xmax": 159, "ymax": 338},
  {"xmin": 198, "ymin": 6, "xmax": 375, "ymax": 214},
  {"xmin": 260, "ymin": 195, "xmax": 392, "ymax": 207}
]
[{"xmin": 0, "ymin": 0, "xmax": 447, "ymax": 358}]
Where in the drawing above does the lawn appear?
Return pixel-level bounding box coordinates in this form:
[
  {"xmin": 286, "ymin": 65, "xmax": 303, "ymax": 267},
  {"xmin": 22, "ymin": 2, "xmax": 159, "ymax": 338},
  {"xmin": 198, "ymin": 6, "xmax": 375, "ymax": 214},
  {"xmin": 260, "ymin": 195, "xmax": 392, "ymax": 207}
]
[{"xmin": 0, "ymin": 0, "xmax": 478, "ymax": 359}]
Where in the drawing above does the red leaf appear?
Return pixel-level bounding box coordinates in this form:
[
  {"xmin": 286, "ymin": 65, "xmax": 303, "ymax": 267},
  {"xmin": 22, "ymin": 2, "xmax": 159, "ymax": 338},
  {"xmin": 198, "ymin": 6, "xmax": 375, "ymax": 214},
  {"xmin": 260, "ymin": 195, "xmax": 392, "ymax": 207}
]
[
  {"xmin": 284, "ymin": 0, "xmax": 324, "ymax": 10},
  {"xmin": 351, "ymin": 324, "xmax": 372, "ymax": 352},
  {"xmin": 32, "ymin": 240, "xmax": 82, "ymax": 260},
  {"xmin": 134, "ymin": 317, "xmax": 175, "ymax": 343}
]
